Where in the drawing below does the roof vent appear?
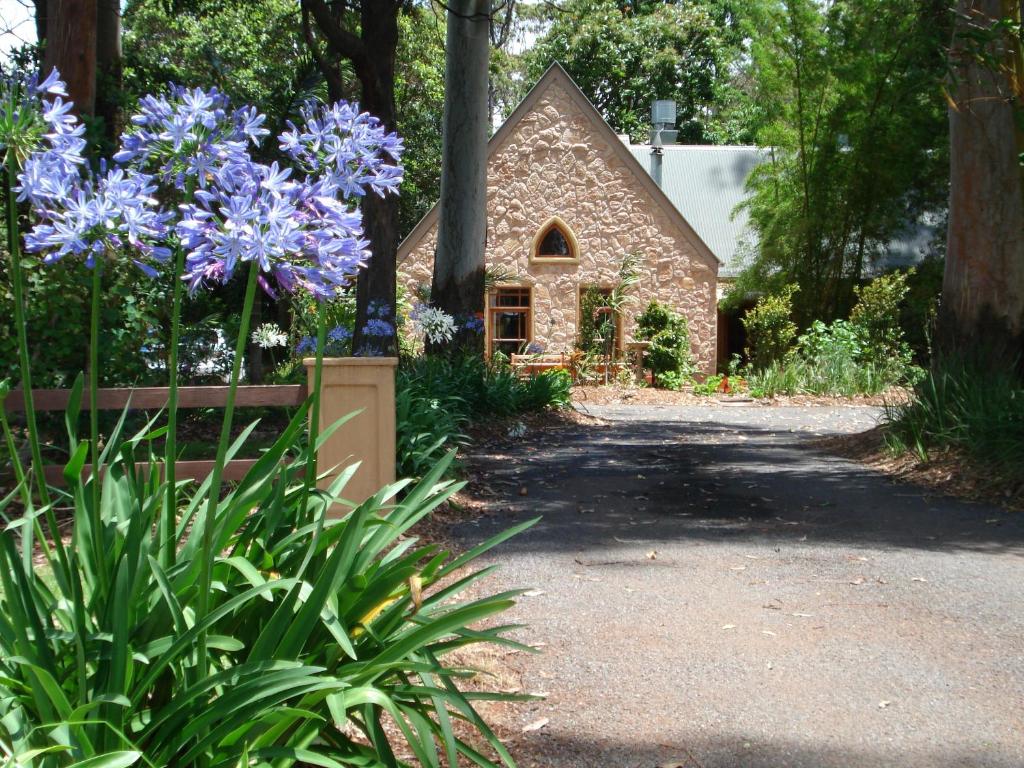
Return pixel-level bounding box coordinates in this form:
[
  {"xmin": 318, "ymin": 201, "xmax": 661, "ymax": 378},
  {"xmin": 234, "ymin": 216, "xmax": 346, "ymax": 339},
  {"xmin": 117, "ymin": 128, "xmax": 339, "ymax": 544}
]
[
  {"xmin": 649, "ymin": 99, "xmax": 678, "ymax": 145},
  {"xmin": 652, "ymin": 99, "xmax": 676, "ymax": 127}
]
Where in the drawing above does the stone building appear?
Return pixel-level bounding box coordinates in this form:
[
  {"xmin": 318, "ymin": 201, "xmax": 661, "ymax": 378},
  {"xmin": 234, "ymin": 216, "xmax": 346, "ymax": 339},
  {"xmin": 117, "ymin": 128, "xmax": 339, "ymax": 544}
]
[{"xmin": 398, "ymin": 63, "xmax": 723, "ymax": 373}]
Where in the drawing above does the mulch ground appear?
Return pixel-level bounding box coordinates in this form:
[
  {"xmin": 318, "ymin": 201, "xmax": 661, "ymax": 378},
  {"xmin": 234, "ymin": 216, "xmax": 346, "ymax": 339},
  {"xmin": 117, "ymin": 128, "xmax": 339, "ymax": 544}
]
[
  {"xmin": 572, "ymin": 384, "xmax": 911, "ymax": 408},
  {"xmin": 816, "ymin": 426, "xmax": 1024, "ymax": 513}
]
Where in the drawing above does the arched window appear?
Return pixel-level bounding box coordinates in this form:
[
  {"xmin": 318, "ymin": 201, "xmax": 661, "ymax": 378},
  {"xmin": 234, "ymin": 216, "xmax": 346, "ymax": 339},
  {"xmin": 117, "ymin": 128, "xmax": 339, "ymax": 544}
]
[{"xmin": 531, "ymin": 216, "xmax": 579, "ymax": 263}]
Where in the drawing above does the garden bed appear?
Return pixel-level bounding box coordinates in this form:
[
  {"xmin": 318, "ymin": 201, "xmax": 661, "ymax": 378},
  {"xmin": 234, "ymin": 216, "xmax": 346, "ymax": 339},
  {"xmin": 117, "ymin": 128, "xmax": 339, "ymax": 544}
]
[
  {"xmin": 571, "ymin": 384, "xmax": 911, "ymax": 408},
  {"xmin": 817, "ymin": 426, "xmax": 1024, "ymax": 512}
]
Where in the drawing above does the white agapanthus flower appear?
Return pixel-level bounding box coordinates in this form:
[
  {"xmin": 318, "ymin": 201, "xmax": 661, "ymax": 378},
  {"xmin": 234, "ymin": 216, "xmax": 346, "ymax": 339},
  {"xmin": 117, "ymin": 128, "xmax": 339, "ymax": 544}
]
[
  {"xmin": 251, "ymin": 322, "xmax": 288, "ymax": 349},
  {"xmin": 412, "ymin": 304, "xmax": 458, "ymax": 345}
]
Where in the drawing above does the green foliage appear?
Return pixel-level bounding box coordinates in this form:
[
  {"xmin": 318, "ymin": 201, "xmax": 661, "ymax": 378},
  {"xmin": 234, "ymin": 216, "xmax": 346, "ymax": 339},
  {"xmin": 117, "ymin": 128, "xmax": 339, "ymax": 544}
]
[
  {"xmin": 395, "ymin": 8, "xmax": 447, "ymax": 236},
  {"xmin": 733, "ymin": 0, "xmax": 950, "ymax": 321},
  {"xmin": 0, "ymin": 393, "xmax": 532, "ymax": 766},
  {"xmin": 0, "ymin": 250, "xmax": 162, "ymax": 387},
  {"xmin": 636, "ymin": 301, "xmax": 694, "ymax": 379},
  {"xmin": 692, "ymin": 374, "xmax": 725, "ymax": 396},
  {"xmin": 577, "ymin": 287, "xmax": 612, "ymax": 354},
  {"xmin": 742, "ymin": 286, "xmax": 798, "ymax": 371},
  {"xmin": 524, "ymin": 0, "xmax": 733, "ymax": 143},
  {"xmin": 850, "ymin": 269, "xmax": 915, "ymax": 369},
  {"xmin": 743, "ymin": 275, "xmax": 923, "ymax": 397},
  {"xmin": 885, "ymin": 358, "xmax": 1024, "ymax": 480},
  {"xmin": 396, "ymin": 355, "xmax": 570, "ymax": 480},
  {"xmin": 124, "ymin": 0, "xmax": 309, "ymax": 134},
  {"xmin": 654, "ymin": 370, "xmax": 686, "ymax": 391}
]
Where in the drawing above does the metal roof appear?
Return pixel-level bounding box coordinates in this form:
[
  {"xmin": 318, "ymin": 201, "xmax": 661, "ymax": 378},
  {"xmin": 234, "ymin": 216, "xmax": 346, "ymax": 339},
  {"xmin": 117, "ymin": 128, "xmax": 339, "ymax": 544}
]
[{"xmin": 627, "ymin": 144, "xmax": 763, "ymax": 277}]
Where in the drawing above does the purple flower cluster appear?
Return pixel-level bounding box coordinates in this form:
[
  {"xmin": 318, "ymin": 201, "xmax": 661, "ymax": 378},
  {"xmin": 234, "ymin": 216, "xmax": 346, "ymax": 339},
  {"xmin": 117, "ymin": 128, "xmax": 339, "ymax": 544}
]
[
  {"xmin": 280, "ymin": 101, "xmax": 403, "ymax": 199},
  {"xmin": 24, "ymin": 165, "xmax": 171, "ymax": 271},
  {"xmin": 12, "ymin": 71, "xmax": 404, "ymax": 297},
  {"xmin": 114, "ymin": 85, "xmax": 267, "ymax": 190},
  {"xmin": 15, "ymin": 71, "xmax": 171, "ymax": 271},
  {"xmin": 177, "ymin": 156, "xmax": 374, "ymax": 298},
  {"xmin": 462, "ymin": 315, "xmax": 485, "ymax": 334}
]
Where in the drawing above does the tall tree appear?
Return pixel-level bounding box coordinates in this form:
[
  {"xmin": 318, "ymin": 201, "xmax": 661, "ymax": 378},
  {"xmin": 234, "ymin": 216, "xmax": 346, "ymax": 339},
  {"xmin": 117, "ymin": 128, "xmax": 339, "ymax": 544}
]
[
  {"xmin": 430, "ymin": 0, "xmax": 490, "ymax": 352},
  {"xmin": 95, "ymin": 0, "xmax": 123, "ymax": 144},
  {"xmin": 941, "ymin": 0, "xmax": 1024, "ymax": 368},
  {"xmin": 524, "ymin": 0, "xmax": 731, "ymax": 142},
  {"xmin": 40, "ymin": 0, "xmax": 98, "ymax": 115},
  {"xmin": 302, "ymin": 0, "xmax": 404, "ymax": 356},
  {"xmin": 731, "ymin": 0, "xmax": 950, "ymax": 323}
]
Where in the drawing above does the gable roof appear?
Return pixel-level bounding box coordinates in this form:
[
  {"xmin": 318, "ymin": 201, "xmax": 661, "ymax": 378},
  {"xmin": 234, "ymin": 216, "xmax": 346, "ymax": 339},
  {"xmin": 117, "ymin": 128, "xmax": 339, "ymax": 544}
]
[
  {"xmin": 397, "ymin": 62, "xmax": 720, "ymax": 269},
  {"xmin": 626, "ymin": 144, "xmax": 763, "ymax": 278}
]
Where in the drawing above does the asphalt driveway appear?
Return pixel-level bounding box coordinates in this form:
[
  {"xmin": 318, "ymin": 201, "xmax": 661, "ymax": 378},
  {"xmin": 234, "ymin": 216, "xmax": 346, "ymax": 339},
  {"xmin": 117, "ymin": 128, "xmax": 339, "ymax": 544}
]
[{"xmin": 454, "ymin": 405, "xmax": 1024, "ymax": 768}]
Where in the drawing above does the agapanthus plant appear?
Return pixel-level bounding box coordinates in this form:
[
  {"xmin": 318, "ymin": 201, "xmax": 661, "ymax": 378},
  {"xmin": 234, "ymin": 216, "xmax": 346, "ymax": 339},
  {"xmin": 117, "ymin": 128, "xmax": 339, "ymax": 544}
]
[
  {"xmin": 411, "ymin": 303, "xmax": 460, "ymax": 346},
  {"xmin": 1, "ymin": 70, "xmax": 531, "ymax": 768},
  {"xmin": 16, "ymin": 82, "xmax": 173, "ymax": 527},
  {"xmin": 1, "ymin": 68, "xmax": 95, "ymax": 533}
]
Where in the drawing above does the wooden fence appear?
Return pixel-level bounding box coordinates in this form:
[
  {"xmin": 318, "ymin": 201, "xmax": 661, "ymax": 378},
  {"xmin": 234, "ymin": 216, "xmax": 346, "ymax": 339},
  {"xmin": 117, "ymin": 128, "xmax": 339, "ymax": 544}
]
[
  {"xmin": 3, "ymin": 359, "xmax": 397, "ymax": 506},
  {"xmin": 5, "ymin": 384, "xmax": 306, "ymax": 486}
]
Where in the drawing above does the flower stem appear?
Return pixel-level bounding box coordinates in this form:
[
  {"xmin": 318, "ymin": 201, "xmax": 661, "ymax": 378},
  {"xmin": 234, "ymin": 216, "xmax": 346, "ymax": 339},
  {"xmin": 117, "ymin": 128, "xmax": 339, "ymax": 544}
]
[
  {"xmin": 195, "ymin": 260, "xmax": 260, "ymax": 679},
  {"xmin": 161, "ymin": 245, "xmax": 186, "ymax": 569},
  {"xmin": 302, "ymin": 308, "xmax": 327, "ymax": 511},
  {"xmin": 89, "ymin": 259, "xmax": 102, "ymax": 536},
  {"xmin": 5, "ymin": 159, "xmax": 66, "ymax": 569}
]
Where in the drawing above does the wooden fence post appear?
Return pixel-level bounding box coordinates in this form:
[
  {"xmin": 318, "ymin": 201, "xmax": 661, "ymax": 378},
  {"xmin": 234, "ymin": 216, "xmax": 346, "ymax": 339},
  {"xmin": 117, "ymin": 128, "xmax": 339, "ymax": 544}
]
[{"xmin": 305, "ymin": 357, "xmax": 397, "ymax": 512}]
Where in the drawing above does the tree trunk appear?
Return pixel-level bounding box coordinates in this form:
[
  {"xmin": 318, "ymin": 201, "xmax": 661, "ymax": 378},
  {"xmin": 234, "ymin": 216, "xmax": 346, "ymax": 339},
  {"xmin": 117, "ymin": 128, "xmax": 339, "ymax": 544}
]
[
  {"xmin": 95, "ymin": 0, "xmax": 122, "ymax": 146},
  {"xmin": 43, "ymin": 0, "xmax": 97, "ymax": 116},
  {"xmin": 300, "ymin": 0, "xmax": 401, "ymax": 357},
  {"xmin": 431, "ymin": 0, "xmax": 490, "ymax": 354},
  {"xmin": 940, "ymin": 0, "xmax": 1024, "ymax": 370},
  {"xmin": 351, "ymin": 9, "xmax": 400, "ymax": 357}
]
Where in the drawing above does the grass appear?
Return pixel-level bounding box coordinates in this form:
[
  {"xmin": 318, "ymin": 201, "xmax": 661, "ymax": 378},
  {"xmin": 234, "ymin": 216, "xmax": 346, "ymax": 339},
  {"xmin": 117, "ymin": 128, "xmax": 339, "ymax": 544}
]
[{"xmin": 883, "ymin": 359, "xmax": 1024, "ymax": 481}]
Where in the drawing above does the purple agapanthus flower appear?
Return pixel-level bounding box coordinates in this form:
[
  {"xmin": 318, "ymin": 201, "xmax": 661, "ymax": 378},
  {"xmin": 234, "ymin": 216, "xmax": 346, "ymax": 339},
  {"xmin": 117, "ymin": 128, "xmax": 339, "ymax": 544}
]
[
  {"xmin": 295, "ymin": 335, "xmax": 318, "ymax": 355},
  {"xmin": 179, "ymin": 97, "xmax": 403, "ymax": 299},
  {"xmin": 14, "ymin": 71, "xmax": 171, "ymax": 272},
  {"xmin": 114, "ymin": 85, "xmax": 267, "ymax": 191},
  {"xmin": 328, "ymin": 325, "xmax": 352, "ymax": 342},
  {"xmin": 463, "ymin": 315, "xmax": 485, "ymax": 333},
  {"xmin": 22, "ymin": 164, "xmax": 172, "ymax": 271},
  {"xmin": 362, "ymin": 318, "xmax": 394, "ymax": 337},
  {"xmin": 279, "ymin": 100, "xmax": 403, "ymax": 199},
  {"xmin": 5, "ymin": 69, "xmax": 86, "ymax": 197},
  {"xmin": 178, "ymin": 155, "xmax": 373, "ymax": 297}
]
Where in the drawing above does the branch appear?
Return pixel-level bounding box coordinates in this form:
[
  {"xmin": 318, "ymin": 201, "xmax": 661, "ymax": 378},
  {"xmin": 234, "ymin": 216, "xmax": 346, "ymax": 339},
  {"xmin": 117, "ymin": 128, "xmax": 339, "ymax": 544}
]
[{"xmin": 301, "ymin": 0, "xmax": 369, "ymax": 73}]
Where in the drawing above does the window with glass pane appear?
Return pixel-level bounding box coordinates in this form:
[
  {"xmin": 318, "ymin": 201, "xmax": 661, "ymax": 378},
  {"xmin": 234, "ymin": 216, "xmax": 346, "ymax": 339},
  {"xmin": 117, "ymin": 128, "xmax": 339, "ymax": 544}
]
[
  {"xmin": 538, "ymin": 225, "xmax": 572, "ymax": 257},
  {"xmin": 488, "ymin": 287, "xmax": 531, "ymax": 356}
]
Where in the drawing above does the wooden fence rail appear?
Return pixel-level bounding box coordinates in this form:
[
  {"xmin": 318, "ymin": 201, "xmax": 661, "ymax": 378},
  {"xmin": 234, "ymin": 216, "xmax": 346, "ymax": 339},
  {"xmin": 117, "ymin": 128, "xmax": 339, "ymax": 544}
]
[
  {"xmin": 5, "ymin": 384, "xmax": 308, "ymax": 487},
  {"xmin": 3, "ymin": 360, "xmax": 397, "ymax": 510},
  {"xmin": 4, "ymin": 384, "xmax": 307, "ymax": 412}
]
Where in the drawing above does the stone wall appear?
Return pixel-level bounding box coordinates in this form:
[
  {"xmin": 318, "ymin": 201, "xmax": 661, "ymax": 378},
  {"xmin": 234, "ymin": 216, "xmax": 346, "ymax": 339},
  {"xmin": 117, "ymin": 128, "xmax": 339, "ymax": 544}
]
[{"xmin": 399, "ymin": 78, "xmax": 719, "ymax": 372}]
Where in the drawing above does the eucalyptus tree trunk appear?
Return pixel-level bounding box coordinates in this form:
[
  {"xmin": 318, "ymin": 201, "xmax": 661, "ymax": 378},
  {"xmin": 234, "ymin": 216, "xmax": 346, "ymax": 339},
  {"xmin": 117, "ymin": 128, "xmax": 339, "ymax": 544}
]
[
  {"xmin": 95, "ymin": 0, "xmax": 122, "ymax": 145},
  {"xmin": 431, "ymin": 0, "xmax": 491, "ymax": 354},
  {"xmin": 42, "ymin": 0, "xmax": 97, "ymax": 115},
  {"xmin": 940, "ymin": 0, "xmax": 1024, "ymax": 371},
  {"xmin": 301, "ymin": 0, "xmax": 402, "ymax": 357}
]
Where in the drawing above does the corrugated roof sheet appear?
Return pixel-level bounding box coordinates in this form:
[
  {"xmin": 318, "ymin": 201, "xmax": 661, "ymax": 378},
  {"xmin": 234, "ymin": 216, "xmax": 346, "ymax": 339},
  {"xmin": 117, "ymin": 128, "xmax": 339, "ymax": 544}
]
[{"xmin": 627, "ymin": 144, "xmax": 763, "ymax": 277}]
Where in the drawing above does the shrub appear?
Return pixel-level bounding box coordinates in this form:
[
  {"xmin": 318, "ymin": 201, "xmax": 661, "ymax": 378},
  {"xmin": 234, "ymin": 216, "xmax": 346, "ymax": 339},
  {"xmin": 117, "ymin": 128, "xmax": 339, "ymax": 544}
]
[
  {"xmin": 884, "ymin": 358, "xmax": 1024, "ymax": 479},
  {"xmin": 692, "ymin": 373, "xmax": 725, "ymax": 395},
  {"xmin": 396, "ymin": 354, "xmax": 570, "ymax": 480},
  {"xmin": 655, "ymin": 370, "xmax": 686, "ymax": 390},
  {"xmin": 743, "ymin": 285, "xmax": 798, "ymax": 371},
  {"xmin": 850, "ymin": 270, "xmax": 912, "ymax": 364},
  {"xmin": 636, "ymin": 301, "xmax": 694, "ymax": 381}
]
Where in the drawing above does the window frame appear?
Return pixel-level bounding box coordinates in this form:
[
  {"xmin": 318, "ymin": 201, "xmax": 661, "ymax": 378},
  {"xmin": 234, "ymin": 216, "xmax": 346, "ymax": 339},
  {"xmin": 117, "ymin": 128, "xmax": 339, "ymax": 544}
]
[
  {"xmin": 530, "ymin": 215, "xmax": 580, "ymax": 265},
  {"xmin": 487, "ymin": 285, "xmax": 534, "ymax": 357}
]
